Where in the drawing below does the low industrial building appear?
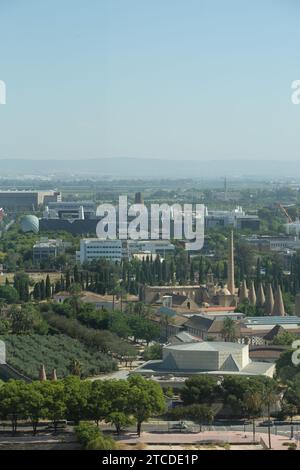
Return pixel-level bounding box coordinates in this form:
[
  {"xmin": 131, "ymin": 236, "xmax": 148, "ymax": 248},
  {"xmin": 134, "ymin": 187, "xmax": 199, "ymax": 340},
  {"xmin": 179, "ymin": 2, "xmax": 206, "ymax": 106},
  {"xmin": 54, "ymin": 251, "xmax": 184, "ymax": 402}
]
[
  {"xmin": 239, "ymin": 316, "xmax": 300, "ymax": 345},
  {"xmin": 0, "ymin": 190, "xmax": 61, "ymax": 210},
  {"xmin": 245, "ymin": 235, "xmax": 300, "ymax": 252}
]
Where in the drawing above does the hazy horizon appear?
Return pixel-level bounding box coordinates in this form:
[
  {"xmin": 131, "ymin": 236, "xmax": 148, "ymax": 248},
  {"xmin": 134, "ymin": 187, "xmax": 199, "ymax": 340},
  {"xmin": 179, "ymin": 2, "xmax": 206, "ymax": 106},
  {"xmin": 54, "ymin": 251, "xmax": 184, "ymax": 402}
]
[{"xmin": 0, "ymin": 157, "xmax": 299, "ymax": 179}]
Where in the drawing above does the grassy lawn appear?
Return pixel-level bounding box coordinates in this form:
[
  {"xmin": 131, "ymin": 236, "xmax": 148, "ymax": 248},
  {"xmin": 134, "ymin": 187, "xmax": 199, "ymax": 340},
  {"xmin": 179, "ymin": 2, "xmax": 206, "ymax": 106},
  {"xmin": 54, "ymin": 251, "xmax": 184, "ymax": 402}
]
[{"xmin": 0, "ymin": 272, "xmax": 62, "ymax": 285}]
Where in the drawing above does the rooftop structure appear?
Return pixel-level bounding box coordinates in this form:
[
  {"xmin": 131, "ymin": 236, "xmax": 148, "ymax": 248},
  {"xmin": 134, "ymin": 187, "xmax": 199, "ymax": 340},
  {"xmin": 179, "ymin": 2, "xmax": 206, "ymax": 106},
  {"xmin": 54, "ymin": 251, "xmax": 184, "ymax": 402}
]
[
  {"xmin": 168, "ymin": 331, "xmax": 201, "ymax": 345},
  {"xmin": 44, "ymin": 201, "xmax": 96, "ymax": 219},
  {"xmin": 20, "ymin": 215, "xmax": 39, "ymax": 234},
  {"xmin": 242, "ymin": 315, "xmax": 300, "ymax": 328}
]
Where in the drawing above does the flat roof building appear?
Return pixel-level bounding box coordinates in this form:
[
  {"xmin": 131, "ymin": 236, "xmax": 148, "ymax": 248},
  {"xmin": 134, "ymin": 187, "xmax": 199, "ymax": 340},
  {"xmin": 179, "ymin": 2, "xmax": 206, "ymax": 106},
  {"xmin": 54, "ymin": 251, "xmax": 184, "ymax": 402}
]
[
  {"xmin": 78, "ymin": 238, "xmax": 126, "ymax": 264},
  {"xmin": 128, "ymin": 240, "xmax": 175, "ymax": 256},
  {"xmin": 205, "ymin": 206, "xmax": 260, "ymax": 231},
  {"xmin": 0, "ymin": 190, "xmax": 61, "ymax": 210},
  {"xmin": 134, "ymin": 341, "xmax": 275, "ymax": 379}
]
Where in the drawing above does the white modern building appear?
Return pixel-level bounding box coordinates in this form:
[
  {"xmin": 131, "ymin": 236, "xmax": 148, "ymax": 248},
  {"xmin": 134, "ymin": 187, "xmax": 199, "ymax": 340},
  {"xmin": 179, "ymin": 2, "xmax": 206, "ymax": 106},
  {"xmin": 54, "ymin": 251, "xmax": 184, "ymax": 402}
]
[
  {"xmin": 77, "ymin": 238, "xmax": 126, "ymax": 264},
  {"xmin": 134, "ymin": 341, "xmax": 275, "ymax": 378},
  {"xmin": 128, "ymin": 240, "xmax": 175, "ymax": 256}
]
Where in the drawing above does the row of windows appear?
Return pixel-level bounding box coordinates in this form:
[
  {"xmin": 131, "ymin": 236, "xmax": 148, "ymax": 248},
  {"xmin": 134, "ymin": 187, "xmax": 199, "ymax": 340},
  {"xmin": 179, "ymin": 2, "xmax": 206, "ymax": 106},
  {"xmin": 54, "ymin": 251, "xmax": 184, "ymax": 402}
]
[{"xmin": 85, "ymin": 250, "xmax": 122, "ymax": 254}]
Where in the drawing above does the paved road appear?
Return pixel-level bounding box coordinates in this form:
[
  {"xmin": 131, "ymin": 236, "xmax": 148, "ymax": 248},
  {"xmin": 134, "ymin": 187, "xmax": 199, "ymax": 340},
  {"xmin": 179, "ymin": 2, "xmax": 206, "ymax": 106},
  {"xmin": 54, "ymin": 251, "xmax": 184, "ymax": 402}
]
[
  {"xmin": 1, "ymin": 420, "xmax": 298, "ymax": 442},
  {"xmin": 97, "ymin": 419, "xmax": 300, "ymax": 439},
  {"xmin": 208, "ymin": 423, "xmax": 300, "ymax": 440},
  {"xmin": 119, "ymin": 431, "xmax": 297, "ymax": 450}
]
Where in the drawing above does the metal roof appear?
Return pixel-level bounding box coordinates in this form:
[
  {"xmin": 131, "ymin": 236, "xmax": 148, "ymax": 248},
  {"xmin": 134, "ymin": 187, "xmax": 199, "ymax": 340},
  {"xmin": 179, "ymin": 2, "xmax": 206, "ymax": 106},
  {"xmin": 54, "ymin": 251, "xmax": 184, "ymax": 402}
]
[{"xmin": 243, "ymin": 316, "xmax": 300, "ymax": 325}]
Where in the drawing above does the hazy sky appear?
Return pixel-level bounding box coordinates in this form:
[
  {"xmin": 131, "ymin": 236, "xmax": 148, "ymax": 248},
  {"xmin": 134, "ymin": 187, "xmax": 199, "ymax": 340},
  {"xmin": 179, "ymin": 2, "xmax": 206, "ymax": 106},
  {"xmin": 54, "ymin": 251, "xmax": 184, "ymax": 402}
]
[{"xmin": 1, "ymin": 0, "xmax": 300, "ymax": 161}]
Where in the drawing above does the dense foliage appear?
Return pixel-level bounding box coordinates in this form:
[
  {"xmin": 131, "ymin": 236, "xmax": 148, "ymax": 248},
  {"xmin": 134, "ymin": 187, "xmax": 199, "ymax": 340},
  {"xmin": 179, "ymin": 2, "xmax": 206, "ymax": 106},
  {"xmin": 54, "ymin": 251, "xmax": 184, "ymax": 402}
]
[
  {"xmin": 43, "ymin": 313, "xmax": 138, "ymax": 363},
  {"xmin": 0, "ymin": 376, "xmax": 165, "ymax": 437},
  {"xmin": 75, "ymin": 422, "xmax": 117, "ymax": 450},
  {"xmin": 1, "ymin": 334, "xmax": 117, "ymax": 379}
]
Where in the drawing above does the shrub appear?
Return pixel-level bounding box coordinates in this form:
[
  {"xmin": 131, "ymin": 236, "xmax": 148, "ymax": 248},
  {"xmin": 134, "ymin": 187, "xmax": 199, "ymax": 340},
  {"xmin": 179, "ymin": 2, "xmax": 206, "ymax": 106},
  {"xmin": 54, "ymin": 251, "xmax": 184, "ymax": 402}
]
[{"xmin": 75, "ymin": 422, "xmax": 117, "ymax": 450}]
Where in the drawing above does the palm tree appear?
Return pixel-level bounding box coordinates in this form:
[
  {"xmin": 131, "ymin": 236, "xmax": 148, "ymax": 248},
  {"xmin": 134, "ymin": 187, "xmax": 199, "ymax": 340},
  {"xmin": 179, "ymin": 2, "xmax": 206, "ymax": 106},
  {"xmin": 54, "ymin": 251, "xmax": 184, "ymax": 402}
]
[
  {"xmin": 244, "ymin": 390, "xmax": 263, "ymax": 443},
  {"xmin": 144, "ymin": 304, "xmax": 154, "ymax": 320},
  {"xmin": 111, "ymin": 286, "xmax": 120, "ymax": 311},
  {"xmin": 68, "ymin": 359, "xmax": 82, "ymax": 377},
  {"xmin": 134, "ymin": 301, "xmax": 146, "ymax": 318},
  {"xmin": 221, "ymin": 317, "xmax": 237, "ymax": 342},
  {"xmin": 262, "ymin": 379, "xmax": 278, "ymax": 449},
  {"xmin": 68, "ymin": 283, "xmax": 82, "ymax": 316},
  {"xmin": 125, "ymin": 301, "xmax": 134, "ymax": 315}
]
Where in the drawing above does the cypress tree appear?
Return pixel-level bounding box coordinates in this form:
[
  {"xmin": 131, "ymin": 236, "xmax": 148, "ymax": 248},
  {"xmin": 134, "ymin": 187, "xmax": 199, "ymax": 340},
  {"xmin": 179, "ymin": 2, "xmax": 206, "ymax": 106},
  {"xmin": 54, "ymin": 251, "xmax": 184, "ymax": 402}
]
[
  {"xmin": 74, "ymin": 265, "xmax": 80, "ymax": 283},
  {"xmin": 40, "ymin": 280, "xmax": 46, "ymax": 300},
  {"xmin": 33, "ymin": 282, "xmax": 41, "ymax": 300},
  {"xmin": 45, "ymin": 274, "xmax": 51, "ymax": 298},
  {"xmin": 66, "ymin": 271, "xmax": 71, "ymax": 290}
]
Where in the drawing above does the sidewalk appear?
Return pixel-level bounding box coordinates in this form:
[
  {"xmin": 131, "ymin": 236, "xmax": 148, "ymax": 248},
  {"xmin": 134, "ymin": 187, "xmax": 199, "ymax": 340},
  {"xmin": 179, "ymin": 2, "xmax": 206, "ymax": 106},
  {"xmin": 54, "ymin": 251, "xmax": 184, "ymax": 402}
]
[{"xmin": 119, "ymin": 431, "xmax": 298, "ymax": 450}]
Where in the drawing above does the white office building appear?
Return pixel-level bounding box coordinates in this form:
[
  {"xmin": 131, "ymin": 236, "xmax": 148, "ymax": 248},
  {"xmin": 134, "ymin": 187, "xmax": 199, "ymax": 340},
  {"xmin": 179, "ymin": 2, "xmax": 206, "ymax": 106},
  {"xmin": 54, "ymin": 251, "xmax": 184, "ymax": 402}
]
[
  {"xmin": 78, "ymin": 238, "xmax": 125, "ymax": 264},
  {"xmin": 128, "ymin": 240, "xmax": 175, "ymax": 256}
]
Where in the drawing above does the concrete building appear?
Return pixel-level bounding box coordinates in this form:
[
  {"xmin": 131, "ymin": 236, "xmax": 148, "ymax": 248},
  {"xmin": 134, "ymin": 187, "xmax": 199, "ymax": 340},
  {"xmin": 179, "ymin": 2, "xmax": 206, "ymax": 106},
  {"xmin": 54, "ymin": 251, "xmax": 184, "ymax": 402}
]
[
  {"xmin": 128, "ymin": 240, "xmax": 175, "ymax": 256},
  {"xmin": 245, "ymin": 235, "xmax": 300, "ymax": 252},
  {"xmin": 205, "ymin": 206, "xmax": 260, "ymax": 231},
  {"xmin": 134, "ymin": 341, "xmax": 275, "ymax": 378},
  {"xmin": 0, "ymin": 190, "xmax": 61, "ymax": 210},
  {"xmin": 77, "ymin": 238, "xmax": 126, "ymax": 264},
  {"xmin": 285, "ymin": 219, "xmax": 300, "ymax": 237},
  {"xmin": 44, "ymin": 201, "xmax": 96, "ymax": 219},
  {"xmin": 40, "ymin": 218, "xmax": 99, "ymax": 235},
  {"xmin": 40, "ymin": 201, "xmax": 98, "ymax": 235},
  {"xmin": 33, "ymin": 238, "xmax": 70, "ymax": 264}
]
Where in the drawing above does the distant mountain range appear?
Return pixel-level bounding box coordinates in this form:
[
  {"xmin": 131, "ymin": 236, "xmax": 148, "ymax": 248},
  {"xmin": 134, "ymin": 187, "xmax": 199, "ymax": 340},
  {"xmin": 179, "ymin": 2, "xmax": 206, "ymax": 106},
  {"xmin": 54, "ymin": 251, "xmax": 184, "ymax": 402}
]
[{"xmin": 0, "ymin": 158, "xmax": 299, "ymax": 179}]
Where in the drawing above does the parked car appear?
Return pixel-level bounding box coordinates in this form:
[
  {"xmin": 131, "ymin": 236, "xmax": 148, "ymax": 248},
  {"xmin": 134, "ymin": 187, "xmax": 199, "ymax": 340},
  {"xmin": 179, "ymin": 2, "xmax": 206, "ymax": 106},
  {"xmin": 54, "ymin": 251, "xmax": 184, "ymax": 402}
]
[
  {"xmin": 259, "ymin": 420, "xmax": 274, "ymax": 427},
  {"xmin": 170, "ymin": 422, "xmax": 188, "ymax": 431}
]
